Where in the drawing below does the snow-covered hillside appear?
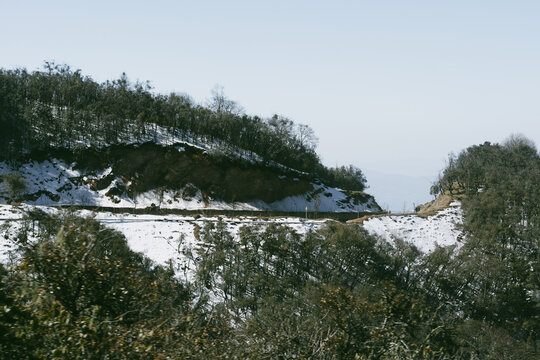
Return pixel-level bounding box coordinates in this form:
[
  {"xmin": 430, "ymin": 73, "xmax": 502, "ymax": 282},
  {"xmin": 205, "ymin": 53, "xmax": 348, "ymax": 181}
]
[
  {"xmin": 0, "ymin": 158, "xmax": 379, "ymax": 213},
  {"xmin": 0, "ymin": 121, "xmax": 381, "ymax": 212},
  {"xmin": 361, "ymin": 201, "xmax": 463, "ymax": 252},
  {"xmin": 1, "ymin": 200, "xmax": 464, "ymax": 287},
  {"xmin": 0, "ymin": 205, "xmax": 327, "ymax": 281}
]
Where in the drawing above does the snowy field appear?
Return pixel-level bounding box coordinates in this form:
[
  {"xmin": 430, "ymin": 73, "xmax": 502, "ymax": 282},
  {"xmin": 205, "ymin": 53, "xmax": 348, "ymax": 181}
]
[
  {"xmin": 0, "ymin": 204, "xmax": 327, "ymax": 282},
  {"xmin": 1, "ymin": 200, "xmax": 463, "ymax": 285},
  {"xmin": 362, "ymin": 201, "xmax": 463, "ymax": 252}
]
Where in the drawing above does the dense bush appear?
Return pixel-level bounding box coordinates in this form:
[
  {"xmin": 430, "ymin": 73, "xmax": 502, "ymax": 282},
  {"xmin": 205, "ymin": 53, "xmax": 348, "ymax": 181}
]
[
  {"xmin": 321, "ymin": 164, "xmax": 368, "ymax": 191},
  {"xmin": 1, "ymin": 202, "xmax": 538, "ymax": 358},
  {"xmin": 430, "ymin": 135, "xmax": 540, "ymax": 356},
  {"xmin": 0, "ymin": 63, "xmax": 366, "ymax": 191},
  {"xmin": 0, "ymin": 211, "xmax": 233, "ymax": 359}
]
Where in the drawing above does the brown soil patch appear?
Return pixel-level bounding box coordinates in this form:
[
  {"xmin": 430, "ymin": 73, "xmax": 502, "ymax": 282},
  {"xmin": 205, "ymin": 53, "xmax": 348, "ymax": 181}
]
[{"xmin": 416, "ymin": 193, "xmax": 461, "ymax": 218}]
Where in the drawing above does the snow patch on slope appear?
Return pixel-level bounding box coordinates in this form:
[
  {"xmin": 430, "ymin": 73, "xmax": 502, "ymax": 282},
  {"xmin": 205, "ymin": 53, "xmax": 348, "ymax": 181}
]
[
  {"xmin": 251, "ymin": 184, "xmax": 378, "ymax": 213},
  {"xmin": 362, "ymin": 201, "xmax": 463, "ymax": 253},
  {"xmin": 0, "ymin": 160, "xmax": 379, "ymax": 212},
  {"xmin": 0, "ymin": 205, "xmax": 327, "ymax": 282},
  {"xmin": 109, "ymin": 123, "xmax": 265, "ymax": 164}
]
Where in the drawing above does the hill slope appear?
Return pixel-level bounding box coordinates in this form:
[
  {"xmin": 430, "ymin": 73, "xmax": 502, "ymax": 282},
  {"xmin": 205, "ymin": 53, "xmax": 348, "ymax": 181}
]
[
  {"xmin": 0, "ymin": 142, "xmax": 380, "ymax": 213},
  {"xmin": 362, "ymin": 200, "xmax": 463, "ymax": 252},
  {"xmin": 1, "ymin": 64, "xmax": 380, "ymax": 213}
]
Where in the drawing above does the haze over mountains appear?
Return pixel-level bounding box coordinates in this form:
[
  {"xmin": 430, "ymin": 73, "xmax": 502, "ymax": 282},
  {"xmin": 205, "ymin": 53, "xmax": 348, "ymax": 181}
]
[{"xmin": 363, "ymin": 170, "xmax": 434, "ymax": 213}]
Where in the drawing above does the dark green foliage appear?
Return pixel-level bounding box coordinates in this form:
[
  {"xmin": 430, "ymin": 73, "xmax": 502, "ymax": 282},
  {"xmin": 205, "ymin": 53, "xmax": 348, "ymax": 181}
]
[
  {"xmin": 2, "ymin": 74, "xmax": 538, "ymax": 357},
  {"xmin": 2, "ymin": 204, "xmax": 537, "ymax": 357},
  {"xmin": 186, "ymin": 137, "xmax": 540, "ymax": 358},
  {"xmin": 431, "ymin": 136, "xmax": 540, "ymax": 356},
  {"xmin": 192, "ymin": 221, "xmax": 460, "ymax": 358},
  {"xmin": 3, "ymin": 173, "xmax": 28, "ymax": 202},
  {"xmin": 321, "ymin": 164, "xmax": 368, "ymax": 191},
  {"xmin": 0, "ymin": 210, "xmax": 237, "ymax": 359},
  {"xmin": 194, "ymin": 221, "xmax": 390, "ymax": 311},
  {"xmin": 74, "ymin": 143, "xmax": 314, "ymax": 203},
  {"xmin": 0, "ymin": 63, "xmax": 365, "ymax": 191}
]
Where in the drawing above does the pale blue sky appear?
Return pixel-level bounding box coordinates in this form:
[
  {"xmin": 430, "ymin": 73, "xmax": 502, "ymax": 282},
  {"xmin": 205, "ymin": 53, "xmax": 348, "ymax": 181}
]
[{"xmin": 2, "ymin": 0, "xmax": 539, "ymax": 210}]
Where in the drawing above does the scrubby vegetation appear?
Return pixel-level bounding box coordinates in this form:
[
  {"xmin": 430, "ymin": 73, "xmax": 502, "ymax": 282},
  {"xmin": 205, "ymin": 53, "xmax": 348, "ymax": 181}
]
[
  {"xmin": 0, "ymin": 63, "xmax": 367, "ymax": 192},
  {"xmin": 2, "ymin": 173, "xmax": 27, "ymax": 203},
  {"xmin": 430, "ymin": 135, "xmax": 540, "ymax": 352},
  {"xmin": 32, "ymin": 143, "xmax": 316, "ymax": 204},
  {"xmin": 1, "ymin": 61, "xmax": 538, "ymax": 357},
  {"xmin": 0, "ymin": 211, "xmax": 200, "ymax": 359},
  {"xmin": 1, "ymin": 163, "xmax": 538, "ymax": 360},
  {"xmin": 0, "ymin": 212, "xmax": 450, "ymax": 359}
]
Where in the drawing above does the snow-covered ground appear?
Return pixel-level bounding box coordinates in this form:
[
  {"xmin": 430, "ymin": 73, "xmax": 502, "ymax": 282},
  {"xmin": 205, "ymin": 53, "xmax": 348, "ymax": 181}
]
[
  {"xmin": 252, "ymin": 184, "xmax": 378, "ymax": 212},
  {"xmin": 362, "ymin": 201, "xmax": 463, "ymax": 252},
  {"xmin": 0, "ymin": 159, "xmax": 379, "ymax": 213},
  {"xmin": 1, "ymin": 200, "xmax": 464, "ymax": 287},
  {"xmin": 0, "ymin": 205, "xmax": 327, "ymax": 282}
]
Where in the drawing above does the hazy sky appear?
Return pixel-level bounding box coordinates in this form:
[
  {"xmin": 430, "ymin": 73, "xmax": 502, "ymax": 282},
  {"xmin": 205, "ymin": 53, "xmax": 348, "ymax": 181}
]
[{"xmin": 2, "ymin": 1, "xmax": 539, "ymax": 210}]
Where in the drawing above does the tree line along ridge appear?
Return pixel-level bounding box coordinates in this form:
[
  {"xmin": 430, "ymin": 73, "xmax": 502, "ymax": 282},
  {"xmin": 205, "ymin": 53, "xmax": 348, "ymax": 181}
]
[{"xmin": 0, "ymin": 62, "xmax": 367, "ymax": 193}]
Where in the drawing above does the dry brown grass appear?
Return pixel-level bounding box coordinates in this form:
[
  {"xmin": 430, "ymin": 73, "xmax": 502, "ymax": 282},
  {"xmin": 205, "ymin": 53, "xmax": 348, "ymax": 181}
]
[{"xmin": 416, "ymin": 193, "xmax": 463, "ymax": 218}]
